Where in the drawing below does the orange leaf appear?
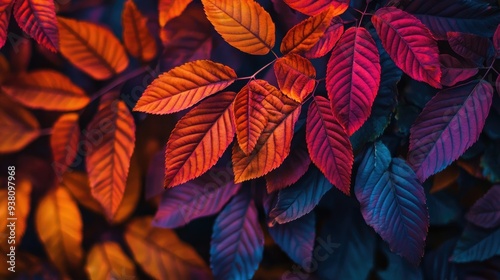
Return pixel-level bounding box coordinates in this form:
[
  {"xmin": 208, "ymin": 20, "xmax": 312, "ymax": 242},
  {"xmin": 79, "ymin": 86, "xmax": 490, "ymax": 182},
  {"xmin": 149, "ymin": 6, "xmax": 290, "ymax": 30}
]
[
  {"xmin": 274, "ymin": 54, "xmax": 316, "ymax": 102},
  {"xmin": 85, "ymin": 99, "xmax": 136, "ymax": 220},
  {"xmin": 0, "ymin": 0, "xmax": 13, "ymax": 48},
  {"xmin": 201, "ymin": 0, "xmax": 275, "ymax": 55},
  {"xmin": 51, "ymin": 114, "xmax": 80, "ymax": 177},
  {"xmin": 283, "ymin": 0, "xmax": 349, "ymax": 16},
  {"xmin": 85, "ymin": 242, "xmax": 137, "ymax": 280},
  {"xmin": 134, "ymin": 60, "xmax": 237, "ymax": 114},
  {"xmin": 57, "ymin": 17, "xmax": 129, "ymax": 80},
  {"xmin": 125, "ymin": 217, "xmax": 211, "ymax": 279},
  {"xmin": 159, "ymin": 0, "xmax": 193, "ymax": 27},
  {"xmin": 112, "ymin": 152, "xmax": 141, "ymax": 224},
  {"xmin": 431, "ymin": 164, "xmax": 459, "ymax": 193},
  {"xmin": 0, "ymin": 94, "xmax": 40, "ymax": 153},
  {"xmin": 122, "ymin": 0, "xmax": 157, "ymax": 62},
  {"xmin": 2, "ymin": 70, "xmax": 89, "ymax": 111},
  {"xmin": 0, "ymin": 178, "xmax": 31, "ymax": 252},
  {"xmin": 35, "ymin": 187, "xmax": 83, "ymax": 274},
  {"xmin": 304, "ymin": 17, "xmax": 344, "ymax": 59},
  {"xmin": 13, "ymin": 0, "xmax": 59, "ymax": 51},
  {"xmin": 61, "ymin": 171, "xmax": 103, "ymax": 214},
  {"xmin": 280, "ymin": 7, "xmax": 338, "ymax": 54},
  {"xmin": 165, "ymin": 91, "xmax": 236, "ymax": 187},
  {"xmin": 233, "ymin": 88, "xmax": 301, "ymax": 183}
]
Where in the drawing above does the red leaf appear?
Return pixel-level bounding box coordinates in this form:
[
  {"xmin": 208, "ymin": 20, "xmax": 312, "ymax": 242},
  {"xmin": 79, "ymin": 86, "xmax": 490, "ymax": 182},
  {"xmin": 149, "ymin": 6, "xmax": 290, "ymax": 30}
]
[
  {"xmin": 306, "ymin": 96, "xmax": 353, "ymax": 195},
  {"xmin": 440, "ymin": 54, "xmax": 478, "ymax": 87},
  {"xmin": 447, "ymin": 32, "xmax": 492, "ymax": 65},
  {"xmin": 283, "ymin": 0, "xmax": 348, "ymax": 16},
  {"xmin": 326, "ymin": 27, "xmax": 380, "ymax": 135},
  {"xmin": 51, "ymin": 114, "xmax": 80, "ymax": 178},
  {"xmin": 0, "ymin": 0, "xmax": 13, "ymax": 48},
  {"xmin": 265, "ymin": 144, "xmax": 310, "ymax": 193},
  {"xmin": 372, "ymin": 7, "xmax": 441, "ymax": 88},
  {"xmin": 274, "ymin": 54, "xmax": 316, "ymax": 102},
  {"xmin": 303, "ymin": 17, "xmax": 343, "ymax": 59},
  {"xmin": 165, "ymin": 91, "xmax": 236, "ymax": 187},
  {"xmin": 13, "ymin": 0, "xmax": 59, "ymax": 51}
]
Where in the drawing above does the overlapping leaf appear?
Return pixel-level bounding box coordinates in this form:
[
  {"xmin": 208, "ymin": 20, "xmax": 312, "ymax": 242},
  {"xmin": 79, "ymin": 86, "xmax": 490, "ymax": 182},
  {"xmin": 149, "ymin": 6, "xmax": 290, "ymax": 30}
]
[
  {"xmin": 274, "ymin": 54, "xmax": 316, "ymax": 102},
  {"xmin": 447, "ymin": 32, "xmax": 493, "ymax": 65},
  {"xmin": 61, "ymin": 171, "xmax": 103, "ymax": 214},
  {"xmin": 13, "ymin": 0, "xmax": 59, "ymax": 51},
  {"xmin": 112, "ymin": 153, "xmax": 142, "ymax": 224},
  {"xmin": 57, "ymin": 17, "xmax": 129, "ymax": 80},
  {"xmin": 159, "ymin": 0, "xmax": 193, "ymax": 27},
  {"xmin": 164, "ymin": 91, "xmax": 236, "ymax": 187},
  {"xmin": 466, "ymin": 185, "xmax": 500, "ymax": 229},
  {"xmin": 201, "ymin": 0, "xmax": 275, "ymax": 55},
  {"xmin": 85, "ymin": 242, "xmax": 137, "ymax": 280},
  {"xmin": 0, "ymin": 0, "xmax": 12, "ymax": 48},
  {"xmin": 122, "ymin": 0, "xmax": 157, "ymax": 62},
  {"xmin": 408, "ymin": 80, "xmax": 493, "ymax": 182},
  {"xmin": 282, "ymin": 0, "xmax": 348, "ymax": 16},
  {"xmin": 266, "ymin": 144, "xmax": 310, "ymax": 192},
  {"xmin": 440, "ymin": 54, "xmax": 478, "ymax": 87},
  {"xmin": 327, "ymin": 27, "xmax": 381, "ymax": 135},
  {"xmin": 452, "ymin": 225, "xmax": 500, "ymax": 263},
  {"xmin": 304, "ymin": 17, "xmax": 343, "ymax": 59},
  {"xmin": 51, "ymin": 114, "xmax": 80, "ymax": 177},
  {"xmin": 372, "ymin": 7, "xmax": 441, "ymax": 88},
  {"xmin": 0, "ymin": 178, "xmax": 30, "ymax": 253},
  {"xmin": 355, "ymin": 142, "xmax": 429, "ymax": 265},
  {"xmin": 2, "ymin": 70, "xmax": 89, "ymax": 111},
  {"xmin": 210, "ymin": 189, "xmax": 264, "ymax": 279},
  {"xmin": 134, "ymin": 60, "xmax": 237, "ymax": 114},
  {"xmin": 85, "ymin": 99, "xmax": 136, "ymax": 220}
]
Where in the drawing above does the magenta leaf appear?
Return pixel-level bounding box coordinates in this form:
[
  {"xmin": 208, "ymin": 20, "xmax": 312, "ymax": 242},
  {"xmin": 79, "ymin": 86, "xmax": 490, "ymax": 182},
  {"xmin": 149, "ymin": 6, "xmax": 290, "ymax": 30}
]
[
  {"xmin": 439, "ymin": 54, "xmax": 479, "ymax": 87},
  {"xmin": 447, "ymin": 32, "xmax": 493, "ymax": 66}
]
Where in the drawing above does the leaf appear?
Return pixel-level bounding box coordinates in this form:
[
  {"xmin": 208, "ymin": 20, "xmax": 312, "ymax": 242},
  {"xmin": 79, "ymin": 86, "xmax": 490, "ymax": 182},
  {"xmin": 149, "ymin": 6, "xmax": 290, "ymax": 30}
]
[
  {"xmin": 0, "ymin": 0, "xmax": 13, "ymax": 48},
  {"xmin": 51, "ymin": 114, "xmax": 80, "ymax": 177},
  {"xmin": 13, "ymin": 0, "xmax": 58, "ymax": 51},
  {"xmin": 234, "ymin": 80, "xmax": 271, "ymax": 155},
  {"xmin": 155, "ymin": 170, "xmax": 241, "ymax": 228},
  {"xmin": 210, "ymin": 189, "xmax": 264, "ymax": 279},
  {"xmin": 164, "ymin": 91, "xmax": 236, "ymax": 187},
  {"xmin": 0, "ymin": 178, "xmax": 31, "ymax": 252},
  {"xmin": 447, "ymin": 32, "xmax": 493, "ymax": 65},
  {"xmin": 35, "ymin": 187, "xmax": 83, "ymax": 274},
  {"xmin": 280, "ymin": 7, "xmax": 337, "ymax": 54},
  {"xmin": 122, "ymin": 0, "xmax": 157, "ymax": 62},
  {"xmin": 306, "ymin": 96, "xmax": 353, "ymax": 195},
  {"xmin": 355, "ymin": 142, "xmax": 429, "ymax": 265},
  {"xmin": 408, "ymin": 80, "xmax": 494, "ymax": 182},
  {"xmin": 126, "ymin": 217, "xmax": 210, "ymax": 279},
  {"xmin": 134, "ymin": 60, "xmax": 237, "ymax": 114},
  {"xmin": 86, "ymin": 99, "xmax": 136, "ymax": 220},
  {"xmin": 494, "ymin": 24, "xmax": 500, "ymax": 56},
  {"xmin": 201, "ymin": 0, "xmax": 275, "ymax": 55},
  {"xmin": 86, "ymin": 242, "xmax": 137, "ymax": 280},
  {"xmin": 378, "ymin": 242, "xmax": 424, "ymax": 280},
  {"xmin": 61, "ymin": 171, "xmax": 103, "ymax": 214},
  {"xmin": 282, "ymin": 0, "xmax": 348, "ymax": 16},
  {"xmin": 439, "ymin": 54, "xmax": 479, "ymax": 87},
  {"xmin": 372, "ymin": 7, "xmax": 441, "ymax": 88},
  {"xmin": 0, "ymin": 94, "xmax": 40, "ymax": 153},
  {"xmin": 274, "ymin": 54, "xmax": 316, "ymax": 102},
  {"xmin": 466, "ymin": 185, "xmax": 500, "ymax": 229},
  {"xmin": 423, "ymin": 240, "xmax": 458, "ymax": 280},
  {"xmin": 2, "ymin": 70, "xmax": 89, "ymax": 111},
  {"xmin": 112, "ymin": 152, "xmax": 142, "ymax": 224},
  {"xmin": 452, "ymin": 225, "xmax": 500, "ymax": 263},
  {"xmin": 327, "ymin": 27, "xmax": 381, "ymax": 135},
  {"xmin": 57, "ymin": 17, "xmax": 129, "ymax": 80},
  {"xmin": 303, "ymin": 17, "xmax": 344, "ymax": 59},
  {"xmin": 232, "ymin": 88, "xmax": 301, "ymax": 183},
  {"xmin": 269, "ymin": 166, "xmax": 332, "ymax": 224},
  {"xmin": 159, "ymin": 0, "xmax": 193, "ymax": 27},
  {"xmin": 265, "ymin": 143, "xmax": 310, "ymax": 192}
]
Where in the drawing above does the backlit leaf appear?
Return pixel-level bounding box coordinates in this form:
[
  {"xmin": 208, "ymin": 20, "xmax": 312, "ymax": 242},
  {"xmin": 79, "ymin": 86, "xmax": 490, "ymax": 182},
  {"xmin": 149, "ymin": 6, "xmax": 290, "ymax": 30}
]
[
  {"xmin": 13, "ymin": 0, "xmax": 59, "ymax": 51},
  {"xmin": 86, "ymin": 242, "xmax": 137, "ymax": 280},
  {"xmin": 447, "ymin": 32, "xmax": 493, "ymax": 65},
  {"xmin": 0, "ymin": 178, "xmax": 31, "ymax": 252},
  {"xmin": 0, "ymin": 94, "xmax": 40, "ymax": 153},
  {"xmin": 306, "ymin": 96, "xmax": 353, "ymax": 195},
  {"xmin": 327, "ymin": 27, "xmax": 381, "ymax": 135},
  {"xmin": 61, "ymin": 171, "xmax": 103, "ymax": 214},
  {"xmin": 408, "ymin": 80, "xmax": 493, "ymax": 182},
  {"xmin": 303, "ymin": 17, "xmax": 343, "ymax": 59},
  {"xmin": 112, "ymin": 152, "xmax": 142, "ymax": 224},
  {"xmin": 280, "ymin": 7, "xmax": 336, "ymax": 54},
  {"xmin": 274, "ymin": 54, "xmax": 316, "ymax": 102},
  {"xmin": 51, "ymin": 114, "xmax": 80, "ymax": 177},
  {"xmin": 35, "ymin": 187, "xmax": 83, "ymax": 274},
  {"xmin": 372, "ymin": 7, "xmax": 441, "ymax": 88},
  {"xmin": 134, "ymin": 60, "xmax": 237, "ymax": 114},
  {"xmin": 210, "ymin": 189, "xmax": 264, "ymax": 279},
  {"xmin": 125, "ymin": 217, "xmax": 211, "ymax": 279},
  {"xmin": 282, "ymin": 0, "xmax": 348, "ymax": 16},
  {"xmin": 2, "ymin": 70, "xmax": 89, "ymax": 111},
  {"xmin": 159, "ymin": 0, "xmax": 193, "ymax": 27},
  {"xmin": 355, "ymin": 142, "xmax": 429, "ymax": 265},
  {"xmin": 201, "ymin": 0, "xmax": 275, "ymax": 55},
  {"xmin": 165, "ymin": 91, "xmax": 236, "ymax": 187},
  {"xmin": 266, "ymin": 143, "xmax": 310, "ymax": 193},
  {"xmin": 122, "ymin": 0, "xmax": 157, "ymax": 62},
  {"xmin": 0, "ymin": 0, "xmax": 13, "ymax": 48},
  {"xmin": 58, "ymin": 17, "xmax": 129, "ymax": 80},
  {"xmin": 86, "ymin": 99, "xmax": 136, "ymax": 220},
  {"xmin": 440, "ymin": 54, "xmax": 478, "ymax": 87},
  {"xmin": 466, "ymin": 185, "xmax": 500, "ymax": 229},
  {"xmin": 452, "ymin": 225, "xmax": 500, "ymax": 263}
]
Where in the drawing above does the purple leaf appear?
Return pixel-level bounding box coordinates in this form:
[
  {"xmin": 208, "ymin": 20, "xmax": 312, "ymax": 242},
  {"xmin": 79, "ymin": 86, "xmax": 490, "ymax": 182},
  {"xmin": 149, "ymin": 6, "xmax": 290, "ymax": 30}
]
[
  {"xmin": 408, "ymin": 80, "xmax": 494, "ymax": 182},
  {"xmin": 145, "ymin": 147, "xmax": 165, "ymax": 200},
  {"xmin": 447, "ymin": 32, "xmax": 493, "ymax": 65},
  {"xmin": 439, "ymin": 54, "xmax": 478, "ymax": 87},
  {"xmin": 466, "ymin": 185, "xmax": 500, "ymax": 229},
  {"xmin": 355, "ymin": 142, "xmax": 429, "ymax": 265},
  {"xmin": 210, "ymin": 189, "xmax": 264, "ymax": 279}
]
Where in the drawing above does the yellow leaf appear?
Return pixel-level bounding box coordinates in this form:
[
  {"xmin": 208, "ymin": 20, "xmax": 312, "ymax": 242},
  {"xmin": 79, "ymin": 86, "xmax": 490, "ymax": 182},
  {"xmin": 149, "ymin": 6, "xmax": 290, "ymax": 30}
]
[
  {"xmin": 159, "ymin": 0, "xmax": 193, "ymax": 27},
  {"xmin": 35, "ymin": 187, "xmax": 83, "ymax": 274},
  {"xmin": 201, "ymin": 0, "xmax": 275, "ymax": 55},
  {"xmin": 134, "ymin": 60, "xmax": 237, "ymax": 114},
  {"xmin": 58, "ymin": 17, "xmax": 129, "ymax": 80},
  {"xmin": 274, "ymin": 54, "xmax": 316, "ymax": 102},
  {"xmin": 86, "ymin": 241, "xmax": 137, "ymax": 280},
  {"xmin": 0, "ymin": 178, "xmax": 31, "ymax": 252},
  {"xmin": 122, "ymin": 0, "xmax": 157, "ymax": 62}
]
